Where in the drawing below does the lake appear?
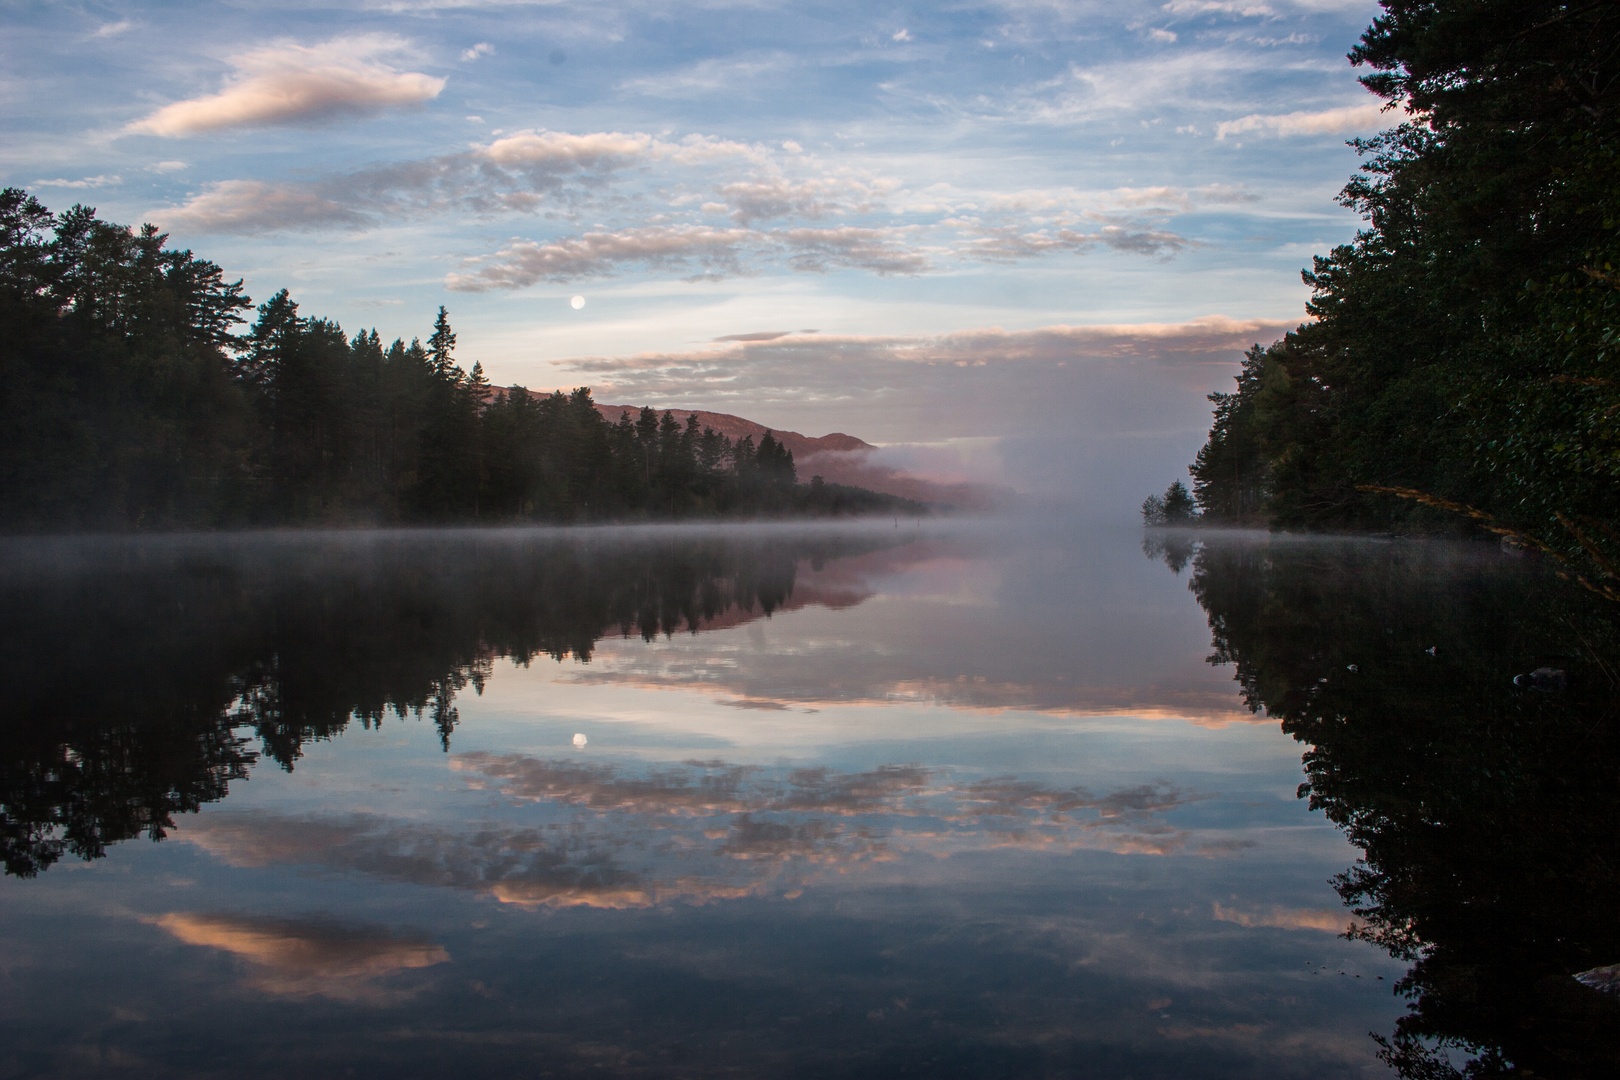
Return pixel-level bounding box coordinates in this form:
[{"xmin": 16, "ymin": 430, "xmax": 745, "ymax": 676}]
[{"xmin": 2, "ymin": 519, "xmax": 1616, "ymax": 1078}]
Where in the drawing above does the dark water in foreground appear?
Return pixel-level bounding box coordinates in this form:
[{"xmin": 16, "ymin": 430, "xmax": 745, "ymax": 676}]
[{"xmin": 1, "ymin": 520, "xmax": 1616, "ymax": 1079}]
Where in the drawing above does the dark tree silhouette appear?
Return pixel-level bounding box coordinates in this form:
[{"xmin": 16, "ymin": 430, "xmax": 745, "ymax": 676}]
[
  {"xmin": 0, "ymin": 190, "xmax": 926, "ymax": 531},
  {"xmin": 1184, "ymin": 1, "xmax": 1620, "ymax": 581}
]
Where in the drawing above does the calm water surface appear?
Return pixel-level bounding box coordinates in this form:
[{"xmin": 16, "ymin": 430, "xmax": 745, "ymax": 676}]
[{"xmin": 2, "ymin": 520, "xmax": 1616, "ymax": 1078}]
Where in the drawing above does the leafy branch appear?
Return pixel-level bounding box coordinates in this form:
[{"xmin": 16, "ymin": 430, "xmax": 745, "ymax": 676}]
[{"xmin": 1356, "ymin": 485, "xmax": 1620, "ymax": 603}]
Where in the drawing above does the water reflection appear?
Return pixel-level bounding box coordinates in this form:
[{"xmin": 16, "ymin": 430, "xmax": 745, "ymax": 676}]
[
  {"xmin": 0, "ymin": 527, "xmax": 906, "ymax": 877},
  {"xmin": 152, "ymin": 913, "xmax": 449, "ymax": 1002},
  {"xmin": 3, "ymin": 522, "xmax": 1430, "ymax": 1078},
  {"xmin": 1152, "ymin": 532, "xmax": 1620, "ymax": 1077},
  {"xmin": 176, "ymin": 758, "xmax": 1211, "ymax": 913}
]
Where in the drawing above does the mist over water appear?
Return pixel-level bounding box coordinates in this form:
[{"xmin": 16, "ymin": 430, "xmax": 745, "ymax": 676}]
[{"xmin": 2, "ymin": 518, "xmax": 1615, "ymax": 1077}]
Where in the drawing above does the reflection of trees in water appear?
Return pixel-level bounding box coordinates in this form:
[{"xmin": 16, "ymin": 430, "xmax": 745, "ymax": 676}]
[
  {"xmin": 1140, "ymin": 528, "xmax": 1200, "ymax": 575},
  {"xmin": 1174, "ymin": 538, "xmax": 1620, "ymax": 1077},
  {"xmin": 0, "ymin": 531, "xmax": 900, "ymax": 878}
]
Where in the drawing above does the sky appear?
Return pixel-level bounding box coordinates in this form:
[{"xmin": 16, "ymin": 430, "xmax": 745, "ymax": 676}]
[{"xmin": 2, "ymin": 0, "xmax": 1390, "ymax": 511}]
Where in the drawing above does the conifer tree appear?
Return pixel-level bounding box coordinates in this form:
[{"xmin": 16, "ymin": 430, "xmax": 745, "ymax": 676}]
[{"xmin": 428, "ymin": 306, "xmax": 457, "ymax": 379}]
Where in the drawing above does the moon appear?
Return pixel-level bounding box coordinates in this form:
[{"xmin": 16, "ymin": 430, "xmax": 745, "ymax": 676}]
[
  {"xmin": 572, "ymin": 733, "xmax": 588, "ymax": 748},
  {"xmin": 570, "ymin": 295, "xmax": 585, "ymax": 310}
]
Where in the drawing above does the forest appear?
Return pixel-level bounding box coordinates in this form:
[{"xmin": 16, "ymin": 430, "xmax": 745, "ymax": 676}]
[
  {"xmin": 1178, "ymin": 1, "xmax": 1620, "ymax": 592},
  {"xmin": 0, "ymin": 190, "xmax": 920, "ymax": 531}
]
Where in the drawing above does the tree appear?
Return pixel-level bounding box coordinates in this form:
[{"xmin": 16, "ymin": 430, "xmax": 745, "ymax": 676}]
[
  {"xmin": 1161, "ymin": 480, "xmax": 1196, "ymax": 523},
  {"xmin": 1182, "ymin": 0, "xmax": 1620, "ymax": 583},
  {"xmin": 1141, "ymin": 480, "xmax": 1197, "ymax": 525},
  {"xmin": 427, "ymin": 305, "xmax": 457, "ymax": 378}
]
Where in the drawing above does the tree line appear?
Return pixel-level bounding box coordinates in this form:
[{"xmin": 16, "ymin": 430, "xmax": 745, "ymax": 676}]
[
  {"xmin": 0, "ymin": 189, "xmax": 919, "ymax": 530},
  {"xmin": 1171, "ymin": 1, "xmax": 1620, "ymax": 592}
]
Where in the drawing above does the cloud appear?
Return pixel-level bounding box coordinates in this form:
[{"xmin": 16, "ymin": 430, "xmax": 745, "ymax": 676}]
[
  {"xmin": 460, "ymin": 42, "xmax": 495, "ymax": 61},
  {"xmin": 444, "ymin": 222, "xmax": 934, "ymax": 290},
  {"xmin": 927, "ymin": 182, "xmax": 1241, "ymax": 219},
  {"xmin": 952, "ymin": 219, "xmax": 1192, "ymax": 262},
  {"xmin": 159, "ymin": 179, "xmax": 370, "ymax": 233},
  {"xmin": 1190, "ymin": 183, "xmax": 1260, "ymax": 204},
  {"xmin": 32, "ymin": 175, "xmax": 120, "ymax": 189},
  {"xmin": 151, "ymin": 128, "xmax": 763, "ymax": 235},
  {"xmin": 446, "ymin": 225, "xmax": 756, "ymax": 289},
  {"xmin": 94, "ymin": 20, "xmax": 133, "ymax": 37},
  {"xmin": 1161, "ymin": 1, "xmax": 1276, "ymax": 15},
  {"xmin": 1010, "ymin": 46, "xmax": 1315, "ymax": 125},
  {"xmin": 713, "ymin": 331, "xmax": 800, "ymax": 342},
  {"xmin": 146, "ymin": 123, "xmax": 1210, "ymax": 288},
  {"xmin": 1216, "ymin": 101, "xmax": 1388, "ymax": 139},
  {"xmin": 780, "ymin": 226, "xmax": 931, "ymax": 274},
  {"xmin": 152, "ymin": 913, "xmax": 448, "ymax": 1000},
  {"xmin": 715, "ymin": 175, "xmax": 895, "ymax": 224},
  {"xmin": 618, "ymin": 54, "xmax": 789, "ymax": 97},
  {"xmin": 127, "ymin": 35, "xmax": 445, "ymax": 136},
  {"xmin": 481, "ymin": 129, "xmax": 657, "ymax": 169},
  {"xmin": 568, "ymin": 316, "xmax": 1295, "ymax": 386},
  {"xmin": 147, "ymin": 160, "xmax": 188, "ymax": 173},
  {"xmin": 1108, "ymin": 185, "xmax": 1192, "ymax": 209},
  {"xmin": 145, "ymin": 122, "xmax": 1206, "ymax": 286}
]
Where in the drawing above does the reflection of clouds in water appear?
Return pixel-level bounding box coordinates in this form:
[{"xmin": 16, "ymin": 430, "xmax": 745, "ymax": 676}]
[
  {"xmin": 1212, "ymin": 903, "xmax": 1359, "ymax": 934},
  {"xmin": 179, "ymin": 813, "xmax": 672, "ymax": 908},
  {"xmin": 182, "ymin": 758, "xmax": 1245, "ymax": 910},
  {"xmin": 151, "ymin": 913, "xmax": 447, "ymax": 1001},
  {"xmin": 562, "ymin": 667, "xmax": 1257, "ymax": 726}
]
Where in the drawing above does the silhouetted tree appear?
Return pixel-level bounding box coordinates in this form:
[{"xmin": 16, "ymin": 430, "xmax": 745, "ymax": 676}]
[
  {"xmin": 0, "ymin": 190, "xmax": 928, "ymax": 531},
  {"xmin": 1184, "ymin": 1, "xmax": 1620, "ymax": 579},
  {"xmin": 1141, "ymin": 480, "xmax": 1197, "ymax": 525}
]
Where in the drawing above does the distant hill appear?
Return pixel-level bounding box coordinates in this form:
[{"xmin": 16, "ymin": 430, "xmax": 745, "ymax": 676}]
[
  {"xmin": 594, "ymin": 405, "xmax": 872, "ymax": 462},
  {"xmin": 594, "ymin": 403, "xmax": 1011, "ymax": 511}
]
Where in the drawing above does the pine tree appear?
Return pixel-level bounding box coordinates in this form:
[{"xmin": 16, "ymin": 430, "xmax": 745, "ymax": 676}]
[
  {"xmin": 1161, "ymin": 480, "xmax": 1197, "ymax": 523},
  {"xmin": 464, "ymin": 361, "xmax": 491, "ymax": 518},
  {"xmin": 428, "ymin": 306, "xmax": 456, "ymax": 379}
]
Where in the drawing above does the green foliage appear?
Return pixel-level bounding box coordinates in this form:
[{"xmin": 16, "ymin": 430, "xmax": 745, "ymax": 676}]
[
  {"xmin": 1188, "ymin": 1, "xmax": 1620, "ymax": 577},
  {"xmin": 0, "ymin": 190, "xmax": 923, "ymax": 530}
]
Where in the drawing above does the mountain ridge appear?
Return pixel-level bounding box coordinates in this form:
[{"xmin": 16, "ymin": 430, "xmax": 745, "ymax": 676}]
[
  {"xmin": 593, "ymin": 404, "xmax": 872, "ymax": 462},
  {"xmin": 502, "ymin": 391, "xmax": 1008, "ymax": 510}
]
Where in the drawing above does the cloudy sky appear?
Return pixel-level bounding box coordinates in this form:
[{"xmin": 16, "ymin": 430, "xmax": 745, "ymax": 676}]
[{"xmin": 4, "ymin": 0, "xmax": 1389, "ymax": 509}]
